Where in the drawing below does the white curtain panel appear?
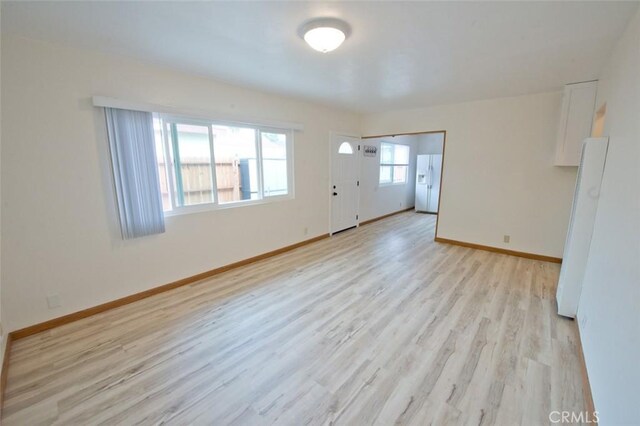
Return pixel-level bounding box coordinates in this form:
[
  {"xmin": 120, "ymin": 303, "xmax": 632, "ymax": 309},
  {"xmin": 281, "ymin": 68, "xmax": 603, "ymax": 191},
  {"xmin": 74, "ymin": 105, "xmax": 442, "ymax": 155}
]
[{"xmin": 105, "ymin": 107, "xmax": 165, "ymax": 239}]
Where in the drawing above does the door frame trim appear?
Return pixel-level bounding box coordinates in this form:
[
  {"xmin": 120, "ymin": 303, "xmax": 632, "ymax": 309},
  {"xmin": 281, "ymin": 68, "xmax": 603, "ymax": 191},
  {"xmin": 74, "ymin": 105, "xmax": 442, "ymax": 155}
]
[
  {"xmin": 329, "ymin": 132, "xmax": 362, "ymax": 236},
  {"xmin": 362, "ymin": 130, "xmax": 447, "ymax": 241}
]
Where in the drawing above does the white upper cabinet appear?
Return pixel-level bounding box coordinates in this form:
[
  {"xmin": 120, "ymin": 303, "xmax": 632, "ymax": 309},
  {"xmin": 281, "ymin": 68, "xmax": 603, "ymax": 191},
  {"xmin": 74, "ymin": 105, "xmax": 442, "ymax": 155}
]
[{"xmin": 555, "ymin": 81, "xmax": 598, "ymax": 166}]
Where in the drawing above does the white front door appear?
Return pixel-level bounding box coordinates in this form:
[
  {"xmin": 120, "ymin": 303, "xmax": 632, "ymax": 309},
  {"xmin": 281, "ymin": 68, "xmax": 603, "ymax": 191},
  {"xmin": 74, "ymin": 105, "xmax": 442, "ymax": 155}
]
[{"xmin": 331, "ymin": 135, "xmax": 360, "ymax": 234}]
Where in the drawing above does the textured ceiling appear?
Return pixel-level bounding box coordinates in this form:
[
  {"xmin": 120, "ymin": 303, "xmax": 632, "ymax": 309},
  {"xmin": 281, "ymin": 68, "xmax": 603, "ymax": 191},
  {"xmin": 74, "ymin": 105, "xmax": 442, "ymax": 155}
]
[{"xmin": 2, "ymin": 1, "xmax": 637, "ymax": 112}]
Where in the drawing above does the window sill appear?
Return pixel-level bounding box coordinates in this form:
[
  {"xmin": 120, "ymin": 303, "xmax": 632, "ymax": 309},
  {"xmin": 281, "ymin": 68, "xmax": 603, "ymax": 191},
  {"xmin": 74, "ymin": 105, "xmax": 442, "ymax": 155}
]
[
  {"xmin": 163, "ymin": 193, "xmax": 294, "ymax": 218},
  {"xmin": 379, "ymin": 182, "xmax": 408, "ymax": 187}
]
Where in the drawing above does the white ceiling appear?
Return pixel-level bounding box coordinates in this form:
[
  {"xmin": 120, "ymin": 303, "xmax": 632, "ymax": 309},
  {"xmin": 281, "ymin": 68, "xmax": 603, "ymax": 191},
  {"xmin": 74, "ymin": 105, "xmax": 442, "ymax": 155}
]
[{"xmin": 2, "ymin": 1, "xmax": 637, "ymax": 113}]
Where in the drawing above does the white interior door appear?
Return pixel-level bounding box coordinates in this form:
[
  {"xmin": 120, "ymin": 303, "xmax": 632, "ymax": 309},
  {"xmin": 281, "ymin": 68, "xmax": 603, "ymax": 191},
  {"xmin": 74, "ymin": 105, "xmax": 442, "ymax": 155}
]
[{"xmin": 331, "ymin": 135, "xmax": 360, "ymax": 234}]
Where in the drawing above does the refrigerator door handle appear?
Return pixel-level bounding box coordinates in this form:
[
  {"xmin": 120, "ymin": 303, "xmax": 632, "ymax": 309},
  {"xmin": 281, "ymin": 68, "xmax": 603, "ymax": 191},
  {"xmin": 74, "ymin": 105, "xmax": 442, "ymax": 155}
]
[{"xmin": 429, "ymin": 164, "xmax": 433, "ymax": 189}]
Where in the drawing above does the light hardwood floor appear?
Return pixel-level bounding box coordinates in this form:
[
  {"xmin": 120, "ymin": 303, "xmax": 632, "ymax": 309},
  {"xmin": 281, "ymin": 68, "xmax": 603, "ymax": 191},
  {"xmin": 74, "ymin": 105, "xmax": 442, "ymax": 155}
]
[{"xmin": 3, "ymin": 212, "xmax": 588, "ymax": 425}]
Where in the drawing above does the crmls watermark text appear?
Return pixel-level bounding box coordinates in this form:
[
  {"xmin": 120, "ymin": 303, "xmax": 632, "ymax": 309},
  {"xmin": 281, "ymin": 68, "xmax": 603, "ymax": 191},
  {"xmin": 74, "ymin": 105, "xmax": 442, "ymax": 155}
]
[{"xmin": 549, "ymin": 411, "xmax": 599, "ymax": 423}]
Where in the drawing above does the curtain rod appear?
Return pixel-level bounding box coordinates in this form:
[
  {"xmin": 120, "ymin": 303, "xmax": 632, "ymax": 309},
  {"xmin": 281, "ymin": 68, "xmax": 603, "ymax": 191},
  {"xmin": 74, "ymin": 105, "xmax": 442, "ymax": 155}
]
[{"xmin": 92, "ymin": 96, "xmax": 304, "ymax": 131}]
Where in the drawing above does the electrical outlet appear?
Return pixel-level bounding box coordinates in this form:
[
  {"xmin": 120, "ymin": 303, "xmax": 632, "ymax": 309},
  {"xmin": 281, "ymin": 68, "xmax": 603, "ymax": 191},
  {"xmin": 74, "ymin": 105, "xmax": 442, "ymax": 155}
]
[
  {"xmin": 503, "ymin": 235, "xmax": 510, "ymax": 243},
  {"xmin": 47, "ymin": 294, "xmax": 61, "ymax": 309},
  {"xmin": 304, "ymin": 227, "xmax": 309, "ymax": 236}
]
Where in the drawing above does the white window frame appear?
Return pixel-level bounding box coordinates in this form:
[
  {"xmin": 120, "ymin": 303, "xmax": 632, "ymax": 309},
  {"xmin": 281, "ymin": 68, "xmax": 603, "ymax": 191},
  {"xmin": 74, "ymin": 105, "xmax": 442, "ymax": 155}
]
[
  {"xmin": 259, "ymin": 126, "xmax": 295, "ymax": 199},
  {"xmin": 379, "ymin": 142, "xmax": 410, "ymax": 186},
  {"xmin": 155, "ymin": 113, "xmax": 295, "ymax": 217}
]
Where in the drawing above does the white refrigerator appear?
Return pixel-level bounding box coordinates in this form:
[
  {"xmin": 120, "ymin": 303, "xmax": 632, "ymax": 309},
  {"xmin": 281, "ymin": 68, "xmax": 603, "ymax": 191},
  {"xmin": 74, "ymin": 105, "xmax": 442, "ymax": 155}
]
[
  {"xmin": 415, "ymin": 154, "xmax": 442, "ymax": 213},
  {"xmin": 556, "ymin": 137, "xmax": 609, "ymax": 318}
]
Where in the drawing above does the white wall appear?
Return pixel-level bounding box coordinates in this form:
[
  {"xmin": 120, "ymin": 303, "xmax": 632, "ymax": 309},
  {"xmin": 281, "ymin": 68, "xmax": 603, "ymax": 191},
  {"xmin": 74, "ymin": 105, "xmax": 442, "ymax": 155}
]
[
  {"xmin": 576, "ymin": 8, "xmax": 640, "ymax": 425},
  {"xmin": 0, "ymin": 36, "xmax": 360, "ymax": 331},
  {"xmin": 359, "ymin": 135, "xmax": 418, "ymax": 222},
  {"xmin": 417, "ymin": 132, "xmax": 444, "ymax": 155},
  {"xmin": 362, "ymin": 92, "xmax": 577, "ymax": 258}
]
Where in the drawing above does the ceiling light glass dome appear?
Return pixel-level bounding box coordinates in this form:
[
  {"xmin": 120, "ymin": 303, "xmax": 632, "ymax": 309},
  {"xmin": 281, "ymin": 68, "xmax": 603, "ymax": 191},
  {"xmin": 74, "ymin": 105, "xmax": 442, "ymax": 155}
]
[{"xmin": 299, "ymin": 18, "xmax": 351, "ymax": 53}]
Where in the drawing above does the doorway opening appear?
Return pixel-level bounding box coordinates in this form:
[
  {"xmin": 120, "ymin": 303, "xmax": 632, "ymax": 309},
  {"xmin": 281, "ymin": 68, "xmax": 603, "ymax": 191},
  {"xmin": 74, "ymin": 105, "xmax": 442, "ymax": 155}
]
[{"xmin": 361, "ymin": 130, "xmax": 447, "ymax": 240}]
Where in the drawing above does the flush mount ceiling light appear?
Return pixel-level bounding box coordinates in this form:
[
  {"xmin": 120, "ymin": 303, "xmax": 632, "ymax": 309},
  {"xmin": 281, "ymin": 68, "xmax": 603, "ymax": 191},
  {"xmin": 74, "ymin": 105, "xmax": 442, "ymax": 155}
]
[{"xmin": 299, "ymin": 18, "xmax": 351, "ymax": 53}]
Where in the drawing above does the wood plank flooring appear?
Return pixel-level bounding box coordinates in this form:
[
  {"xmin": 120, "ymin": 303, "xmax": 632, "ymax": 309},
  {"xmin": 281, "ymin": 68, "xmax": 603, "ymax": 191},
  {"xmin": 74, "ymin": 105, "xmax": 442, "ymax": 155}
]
[{"xmin": 3, "ymin": 212, "xmax": 588, "ymax": 425}]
